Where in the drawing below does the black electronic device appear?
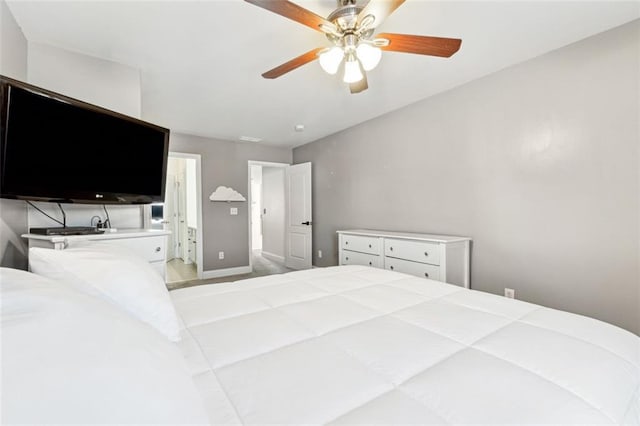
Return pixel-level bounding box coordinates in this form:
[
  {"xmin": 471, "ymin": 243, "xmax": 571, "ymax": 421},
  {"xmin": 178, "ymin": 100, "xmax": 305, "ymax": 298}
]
[
  {"xmin": 0, "ymin": 75, "xmax": 170, "ymax": 204},
  {"xmin": 29, "ymin": 227, "xmax": 105, "ymax": 236}
]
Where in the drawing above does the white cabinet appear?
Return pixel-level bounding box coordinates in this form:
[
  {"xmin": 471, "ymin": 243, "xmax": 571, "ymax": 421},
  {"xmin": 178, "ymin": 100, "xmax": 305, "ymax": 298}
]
[
  {"xmin": 22, "ymin": 229, "xmax": 171, "ymax": 281},
  {"xmin": 337, "ymin": 229, "xmax": 471, "ymax": 288}
]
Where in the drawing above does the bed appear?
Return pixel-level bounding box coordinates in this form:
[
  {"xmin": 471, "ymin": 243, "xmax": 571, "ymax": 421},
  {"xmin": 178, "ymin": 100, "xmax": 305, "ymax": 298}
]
[
  {"xmin": 171, "ymin": 265, "xmax": 640, "ymax": 424},
  {"xmin": 3, "ymin": 250, "xmax": 639, "ymax": 424}
]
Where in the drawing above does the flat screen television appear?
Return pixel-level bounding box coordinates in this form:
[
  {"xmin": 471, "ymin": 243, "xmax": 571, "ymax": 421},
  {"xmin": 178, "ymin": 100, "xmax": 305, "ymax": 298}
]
[{"xmin": 0, "ymin": 75, "xmax": 169, "ymax": 204}]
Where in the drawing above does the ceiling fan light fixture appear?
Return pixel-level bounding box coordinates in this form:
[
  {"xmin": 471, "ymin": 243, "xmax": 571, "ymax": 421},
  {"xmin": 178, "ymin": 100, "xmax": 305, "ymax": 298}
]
[
  {"xmin": 318, "ymin": 47, "xmax": 344, "ymax": 75},
  {"xmin": 356, "ymin": 43, "xmax": 382, "ymax": 71},
  {"xmin": 244, "ymin": 0, "xmax": 461, "ymax": 94},
  {"xmin": 343, "ymin": 57, "xmax": 363, "ymax": 83}
]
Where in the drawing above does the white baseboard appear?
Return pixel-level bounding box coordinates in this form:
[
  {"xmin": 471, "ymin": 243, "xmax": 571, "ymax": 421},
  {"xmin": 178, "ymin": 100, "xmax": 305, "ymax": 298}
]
[
  {"xmin": 261, "ymin": 251, "xmax": 285, "ymax": 264},
  {"xmin": 202, "ymin": 266, "xmax": 251, "ymax": 279}
]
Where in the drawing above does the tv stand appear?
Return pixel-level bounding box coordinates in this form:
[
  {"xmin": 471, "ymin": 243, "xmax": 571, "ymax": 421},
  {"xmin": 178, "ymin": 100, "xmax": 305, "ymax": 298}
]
[{"xmin": 29, "ymin": 226, "xmax": 104, "ymax": 236}]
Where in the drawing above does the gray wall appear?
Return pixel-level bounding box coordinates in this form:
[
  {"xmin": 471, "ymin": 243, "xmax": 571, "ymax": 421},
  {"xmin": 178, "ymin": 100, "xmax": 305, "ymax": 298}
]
[
  {"xmin": 28, "ymin": 42, "xmax": 141, "ymax": 117},
  {"xmin": 262, "ymin": 167, "xmax": 286, "ymax": 260},
  {"xmin": 0, "ymin": 0, "xmax": 26, "ymax": 79},
  {"xmin": 170, "ymin": 133, "xmax": 291, "ymax": 271},
  {"xmin": 0, "ymin": 0, "xmax": 28, "ymax": 269},
  {"xmin": 293, "ymin": 21, "xmax": 640, "ymax": 334}
]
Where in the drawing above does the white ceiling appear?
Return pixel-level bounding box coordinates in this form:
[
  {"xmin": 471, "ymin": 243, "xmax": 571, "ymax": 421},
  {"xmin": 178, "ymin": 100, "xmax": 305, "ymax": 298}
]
[{"xmin": 7, "ymin": 1, "xmax": 639, "ymax": 147}]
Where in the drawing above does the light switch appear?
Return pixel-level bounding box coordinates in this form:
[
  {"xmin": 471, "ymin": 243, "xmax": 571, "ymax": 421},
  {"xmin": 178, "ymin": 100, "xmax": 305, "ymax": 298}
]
[{"xmin": 230, "ymin": 207, "xmax": 238, "ymax": 215}]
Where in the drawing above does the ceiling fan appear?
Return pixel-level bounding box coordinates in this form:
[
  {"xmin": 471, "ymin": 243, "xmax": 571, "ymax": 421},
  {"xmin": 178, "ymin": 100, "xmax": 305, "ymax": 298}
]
[{"xmin": 245, "ymin": 0, "xmax": 462, "ymax": 94}]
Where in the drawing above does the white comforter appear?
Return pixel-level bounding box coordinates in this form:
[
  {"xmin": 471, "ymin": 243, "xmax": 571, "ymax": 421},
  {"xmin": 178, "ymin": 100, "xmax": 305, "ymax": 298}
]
[{"xmin": 171, "ymin": 265, "xmax": 640, "ymax": 425}]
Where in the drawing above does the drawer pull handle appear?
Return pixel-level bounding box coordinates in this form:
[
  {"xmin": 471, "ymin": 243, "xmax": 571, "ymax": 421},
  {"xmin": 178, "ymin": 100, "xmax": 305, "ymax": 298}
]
[
  {"xmin": 390, "ymin": 247, "xmax": 393, "ymax": 251},
  {"xmin": 368, "ymin": 244, "xmax": 372, "ymax": 248},
  {"xmin": 424, "ymin": 272, "xmax": 429, "ymax": 278},
  {"xmin": 346, "ymin": 257, "xmax": 349, "ymax": 261},
  {"xmin": 155, "ymin": 247, "xmax": 161, "ymax": 252},
  {"xmin": 368, "ymin": 261, "xmax": 372, "ymax": 266},
  {"xmin": 424, "ymin": 252, "xmax": 429, "ymax": 257},
  {"xmin": 390, "ymin": 265, "xmax": 394, "ymax": 270},
  {"xmin": 345, "ymin": 241, "xmax": 349, "ymax": 245}
]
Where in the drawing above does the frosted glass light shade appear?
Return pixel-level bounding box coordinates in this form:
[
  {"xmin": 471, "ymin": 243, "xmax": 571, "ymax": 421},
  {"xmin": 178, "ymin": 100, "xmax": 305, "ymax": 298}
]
[
  {"xmin": 343, "ymin": 59, "xmax": 363, "ymax": 83},
  {"xmin": 318, "ymin": 47, "xmax": 344, "ymax": 75},
  {"xmin": 356, "ymin": 44, "xmax": 382, "ymax": 71}
]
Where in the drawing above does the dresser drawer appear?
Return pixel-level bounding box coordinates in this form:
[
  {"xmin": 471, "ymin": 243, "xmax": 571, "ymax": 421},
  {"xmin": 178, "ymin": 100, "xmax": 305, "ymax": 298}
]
[
  {"xmin": 341, "ymin": 250, "xmax": 383, "ymax": 268},
  {"xmin": 384, "ymin": 257, "xmax": 440, "ymax": 280},
  {"xmin": 342, "ymin": 234, "xmax": 380, "ymax": 255},
  {"xmin": 101, "ymin": 236, "xmax": 166, "ymax": 263},
  {"xmin": 384, "ymin": 238, "xmax": 440, "ymax": 265}
]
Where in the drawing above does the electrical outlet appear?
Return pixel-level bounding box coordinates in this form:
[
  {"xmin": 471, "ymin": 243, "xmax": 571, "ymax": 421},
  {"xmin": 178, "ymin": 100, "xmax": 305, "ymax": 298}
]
[
  {"xmin": 218, "ymin": 251, "xmax": 224, "ymax": 260},
  {"xmin": 318, "ymin": 250, "xmax": 323, "ymax": 259},
  {"xmin": 504, "ymin": 288, "xmax": 515, "ymax": 299},
  {"xmin": 230, "ymin": 207, "xmax": 238, "ymax": 215}
]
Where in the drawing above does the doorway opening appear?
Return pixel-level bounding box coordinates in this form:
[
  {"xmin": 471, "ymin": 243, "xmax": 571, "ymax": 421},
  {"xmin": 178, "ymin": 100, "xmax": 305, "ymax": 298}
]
[
  {"xmin": 248, "ymin": 161, "xmax": 291, "ymax": 275},
  {"xmin": 248, "ymin": 161, "xmax": 313, "ymax": 273},
  {"xmin": 157, "ymin": 153, "xmax": 204, "ymax": 283}
]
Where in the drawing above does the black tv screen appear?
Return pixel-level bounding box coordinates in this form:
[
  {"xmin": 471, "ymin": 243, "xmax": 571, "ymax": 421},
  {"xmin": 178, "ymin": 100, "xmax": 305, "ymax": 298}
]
[{"xmin": 0, "ymin": 76, "xmax": 169, "ymax": 204}]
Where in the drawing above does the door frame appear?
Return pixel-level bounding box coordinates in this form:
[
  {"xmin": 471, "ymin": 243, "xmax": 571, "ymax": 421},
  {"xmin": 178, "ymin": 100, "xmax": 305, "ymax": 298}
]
[
  {"xmin": 169, "ymin": 152, "xmax": 204, "ymax": 280},
  {"xmin": 164, "ymin": 174, "xmax": 177, "ymax": 261},
  {"xmin": 247, "ymin": 160, "xmax": 289, "ymax": 271}
]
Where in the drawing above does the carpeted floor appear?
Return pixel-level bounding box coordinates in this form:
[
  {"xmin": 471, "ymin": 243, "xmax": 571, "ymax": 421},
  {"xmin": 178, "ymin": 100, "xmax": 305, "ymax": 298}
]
[{"xmin": 166, "ymin": 250, "xmax": 294, "ymax": 291}]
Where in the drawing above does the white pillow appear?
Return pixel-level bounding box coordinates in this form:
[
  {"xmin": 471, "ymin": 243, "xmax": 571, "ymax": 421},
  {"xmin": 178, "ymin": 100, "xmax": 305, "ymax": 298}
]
[
  {"xmin": 29, "ymin": 244, "xmax": 181, "ymax": 342},
  {"xmin": 0, "ymin": 267, "xmax": 209, "ymax": 424}
]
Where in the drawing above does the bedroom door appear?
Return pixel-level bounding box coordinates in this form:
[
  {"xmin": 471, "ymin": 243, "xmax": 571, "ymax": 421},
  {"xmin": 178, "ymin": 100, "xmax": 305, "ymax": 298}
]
[{"xmin": 285, "ymin": 162, "xmax": 312, "ymax": 270}]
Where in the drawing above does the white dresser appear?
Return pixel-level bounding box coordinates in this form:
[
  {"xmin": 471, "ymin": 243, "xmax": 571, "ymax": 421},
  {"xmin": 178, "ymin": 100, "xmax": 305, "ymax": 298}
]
[
  {"xmin": 22, "ymin": 229, "xmax": 171, "ymax": 281},
  {"xmin": 337, "ymin": 229, "xmax": 471, "ymax": 288}
]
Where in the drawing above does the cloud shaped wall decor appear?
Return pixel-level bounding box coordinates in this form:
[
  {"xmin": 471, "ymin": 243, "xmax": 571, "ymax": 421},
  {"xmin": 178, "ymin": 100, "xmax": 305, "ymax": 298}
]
[{"xmin": 209, "ymin": 186, "xmax": 246, "ymax": 202}]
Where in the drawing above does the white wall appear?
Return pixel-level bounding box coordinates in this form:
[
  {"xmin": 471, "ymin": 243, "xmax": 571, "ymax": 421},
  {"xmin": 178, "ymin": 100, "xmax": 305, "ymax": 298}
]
[
  {"xmin": 294, "ymin": 21, "xmax": 640, "ymax": 334},
  {"xmin": 261, "ymin": 167, "xmax": 285, "ymax": 261},
  {"xmin": 25, "ymin": 42, "xmax": 145, "ymax": 230},
  {"xmin": 0, "ymin": 0, "xmax": 29, "ymax": 269}
]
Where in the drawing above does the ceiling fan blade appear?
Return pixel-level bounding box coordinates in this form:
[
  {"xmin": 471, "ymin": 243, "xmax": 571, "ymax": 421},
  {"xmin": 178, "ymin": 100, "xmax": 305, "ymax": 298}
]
[
  {"xmin": 262, "ymin": 47, "xmax": 324, "ymax": 79},
  {"xmin": 357, "ymin": 0, "xmax": 406, "ymax": 29},
  {"xmin": 350, "ymin": 73, "xmax": 368, "ymax": 94},
  {"xmin": 245, "ymin": 0, "xmax": 334, "ymax": 33},
  {"xmin": 377, "ymin": 33, "xmax": 462, "ymax": 57}
]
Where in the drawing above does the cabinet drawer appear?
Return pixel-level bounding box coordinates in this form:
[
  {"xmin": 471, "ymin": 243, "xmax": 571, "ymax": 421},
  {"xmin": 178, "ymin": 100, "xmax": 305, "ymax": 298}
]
[
  {"xmin": 342, "ymin": 234, "xmax": 380, "ymax": 255},
  {"xmin": 101, "ymin": 236, "xmax": 166, "ymax": 263},
  {"xmin": 341, "ymin": 250, "xmax": 382, "ymax": 268},
  {"xmin": 384, "ymin": 238, "xmax": 440, "ymax": 265},
  {"xmin": 384, "ymin": 257, "xmax": 440, "ymax": 280}
]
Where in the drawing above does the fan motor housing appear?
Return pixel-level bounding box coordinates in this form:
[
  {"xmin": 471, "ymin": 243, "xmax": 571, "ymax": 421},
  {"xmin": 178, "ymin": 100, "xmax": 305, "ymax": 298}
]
[{"xmin": 328, "ymin": 4, "xmax": 363, "ymax": 30}]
